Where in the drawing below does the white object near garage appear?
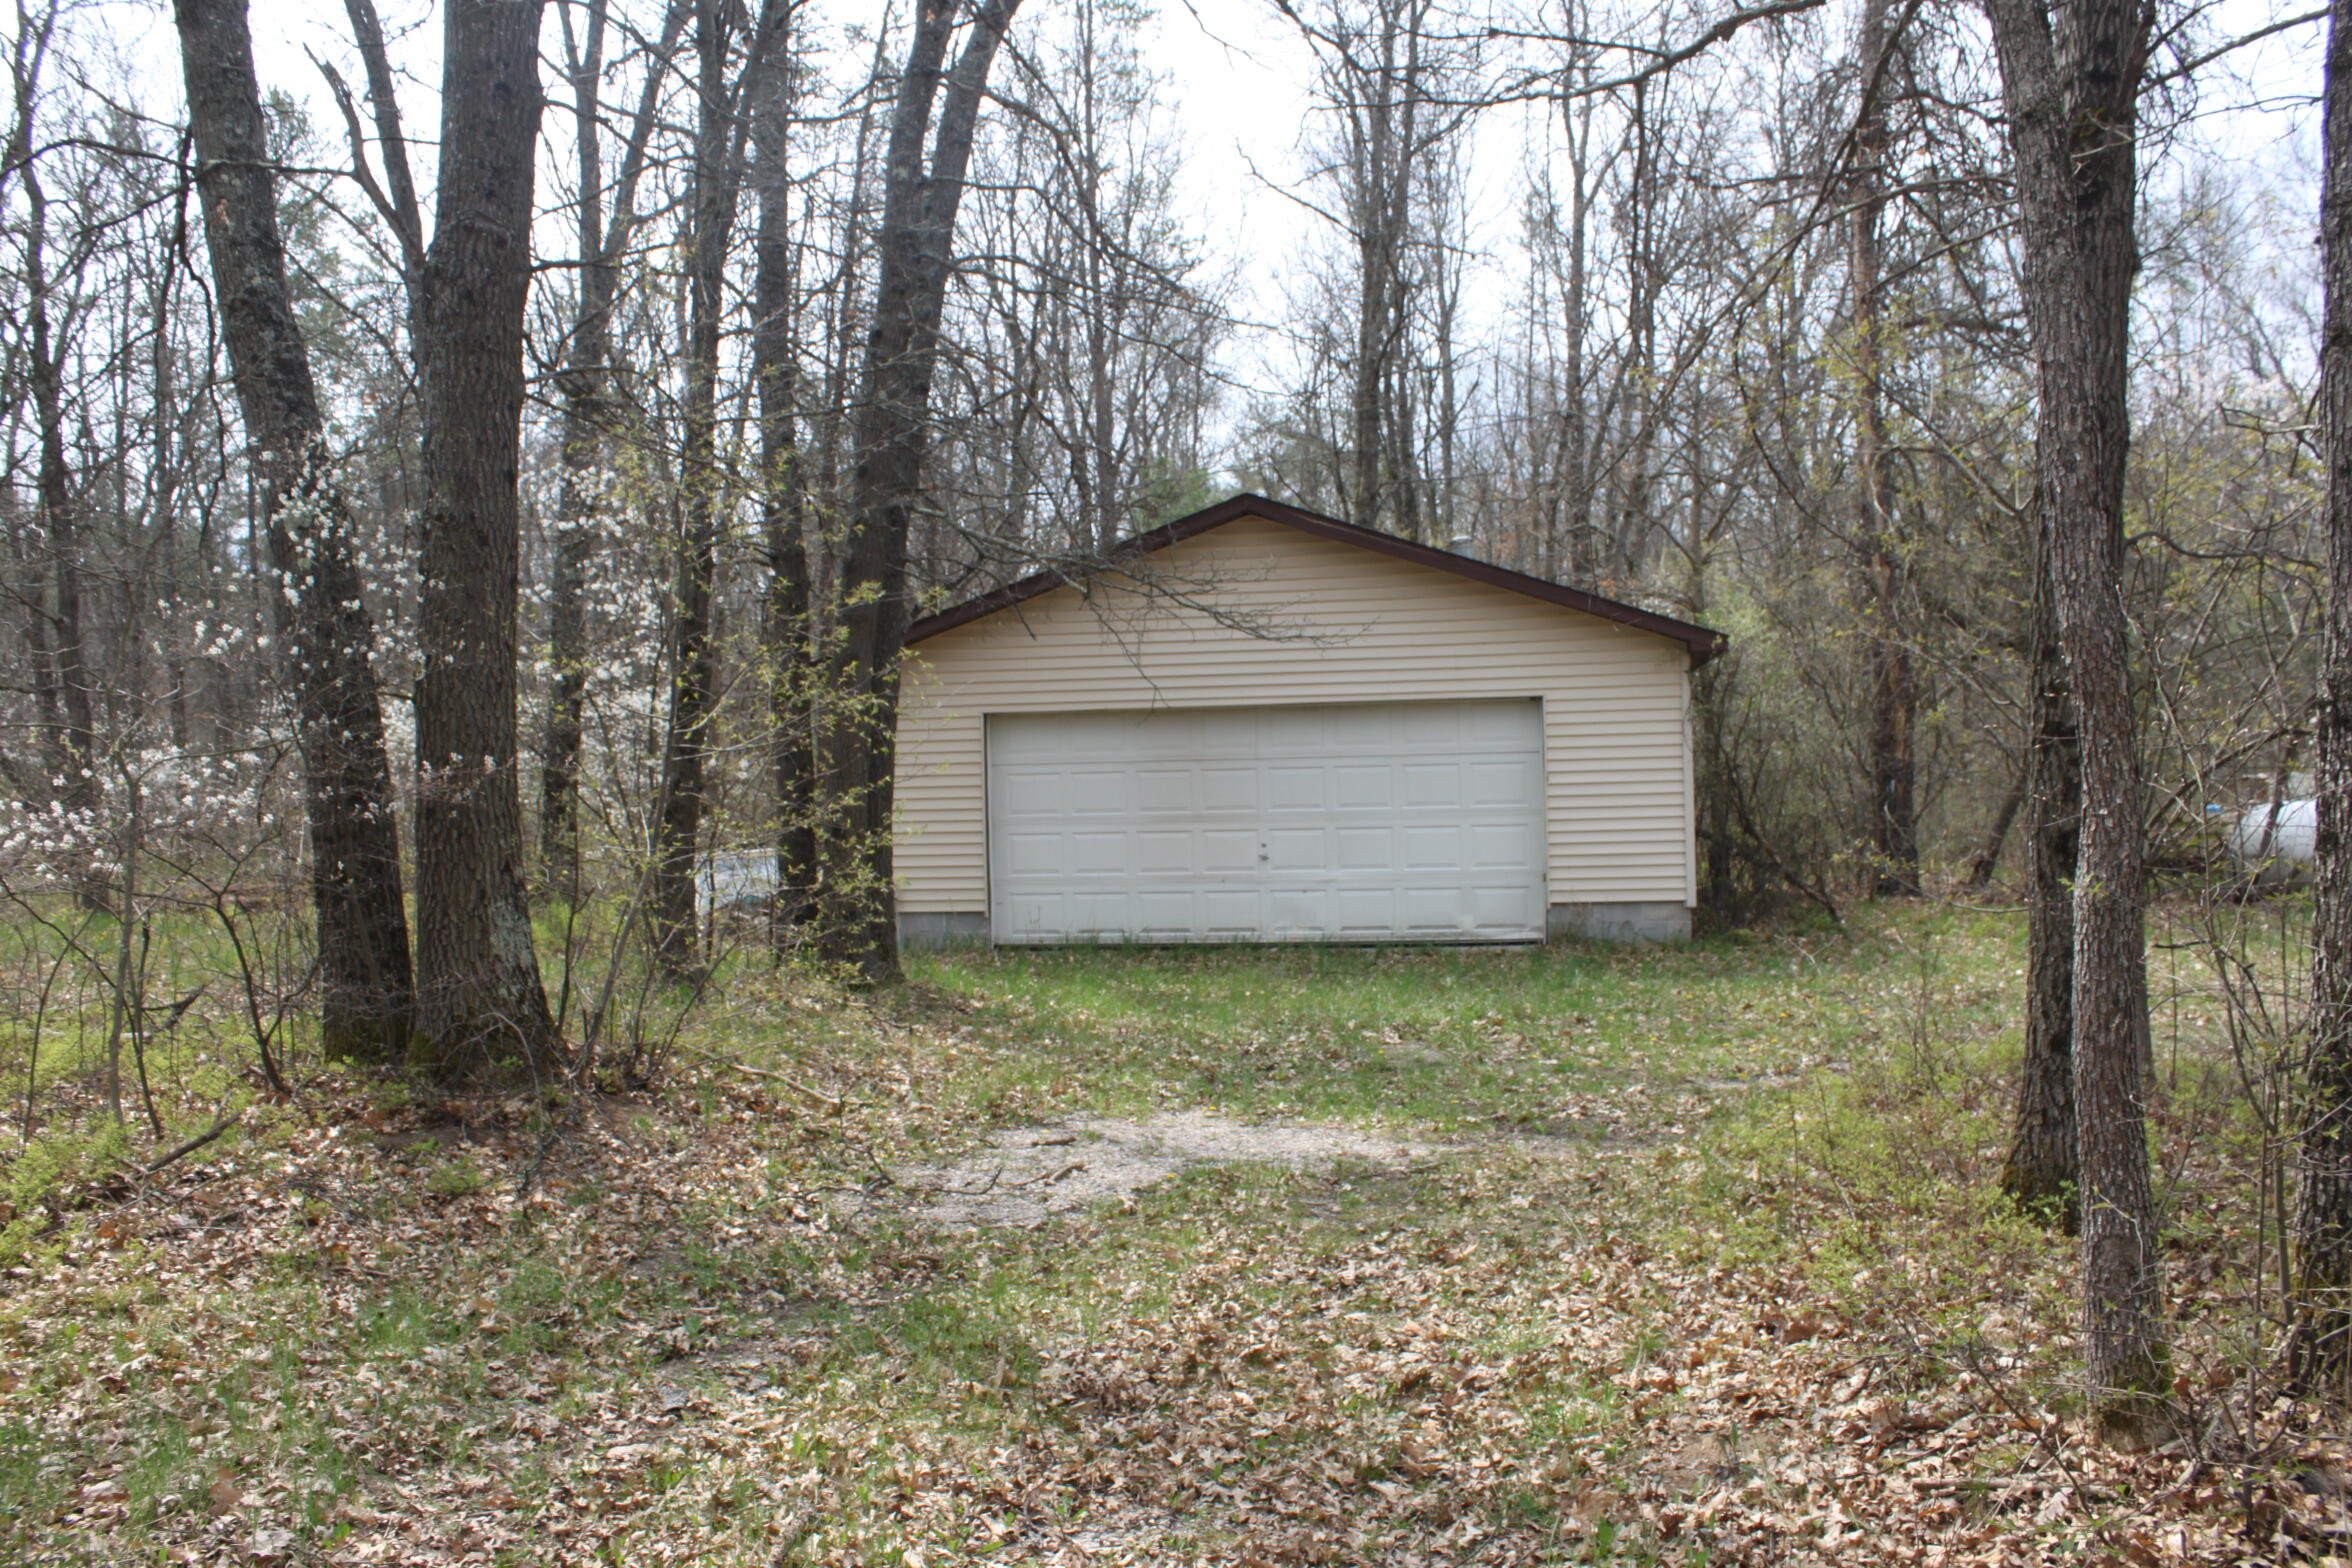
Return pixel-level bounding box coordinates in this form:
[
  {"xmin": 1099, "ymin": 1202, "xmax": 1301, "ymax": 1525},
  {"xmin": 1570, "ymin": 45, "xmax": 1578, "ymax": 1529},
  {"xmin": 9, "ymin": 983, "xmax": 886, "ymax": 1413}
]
[
  {"xmin": 987, "ymin": 701, "xmax": 1546, "ymax": 943},
  {"xmin": 2228, "ymin": 799, "xmax": 2317, "ymax": 867},
  {"xmin": 893, "ymin": 494, "xmax": 1726, "ymax": 948}
]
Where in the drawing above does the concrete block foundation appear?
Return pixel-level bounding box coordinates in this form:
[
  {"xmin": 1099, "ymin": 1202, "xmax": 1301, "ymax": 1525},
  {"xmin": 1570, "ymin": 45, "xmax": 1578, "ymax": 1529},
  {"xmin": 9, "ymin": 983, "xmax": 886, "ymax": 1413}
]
[
  {"xmin": 1546, "ymin": 901, "xmax": 1692, "ymax": 944},
  {"xmin": 899, "ymin": 911, "xmax": 990, "ymax": 951}
]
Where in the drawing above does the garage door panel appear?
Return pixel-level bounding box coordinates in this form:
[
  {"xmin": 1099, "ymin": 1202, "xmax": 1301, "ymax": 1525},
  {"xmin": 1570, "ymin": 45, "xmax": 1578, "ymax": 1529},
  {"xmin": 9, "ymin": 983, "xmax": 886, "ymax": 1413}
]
[
  {"xmin": 1135, "ymin": 830, "xmax": 1193, "ymax": 874},
  {"xmin": 1070, "ymin": 892, "xmax": 1130, "ymax": 934},
  {"xmin": 1001, "ymin": 831, "xmax": 1068, "ymax": 875},
  {"xmin": 1269, "ymin": 889, "xmax": 1331, "ymax": 933},
  {"xmin": 1402, "ymin": 764, "xmax": 1462, "ymax": 807},
  {"xmin": 1398, "ymin": 888, "xmax": 1465, "ymax": 930},
  {"xmin": 1133, "ymin": 768, "xmax": 1196, "ymax": 812},
  {"xmin": 988, "ymin": 701, "xmax": 1542, "ymax": 944},
  {"xmin": 1336, "ymin": 827, "xmax": 1393, "ymax": 869},
  {"xmin": 1334, "ymin": 888, "xmax": 1398, "ymax": 931},
  {"xmin": 1468, "ymin": 822, "xmax": 1532, "ymax": 868},
  {"xmin": 1133, "ymin": 890, "xmax": 1198, "ymax": 930},
  {"xmin": 1199, "ymin": 768, "xmax": 1259, "ymax": 811},
  {"xmin": 1003, "ymin": 893, "xmax": 1063, "ymax": 935},
  {"xmin": 1265, "ymin": 827, "xmax": 1327, "ymax": 869},
  {"xmin": 1199, "ymin": 889, "xmax": 1261, "ymax": 932},
  {"xmin": 1460, "ymin": 703, "xmax": 1535, "ymax": 746},
  {"xmin": 1469, "ymin": 759, "xmax": 1537, "ymax": 806},
  {"xmin": 1269, "ymin": 709, "xmax": 1333, "ymax": 751},
  {"xmin": 1266, "ymin": 766, "xmax": 1325, "ymax": 810},
  {"xmin": 994, "ymin": 769, "xmax": 1064, "ymax": 820},
  {"xmin": 1064, "ymin": 770, "xmax": 1130, "ymax": 814},
  {"xmin": 1469, "ymin": 884, "xmax": 1537, "ymax": 926},
  {"xmin": 1067, "ymin": 832, "xmax": 1129, "ymax": 874},
  {"xmin": 1402, "ymin": 824, "xmax": 1463, "ymax": 869},
  {"xmin": 1203, "ymin": 829, "xmax": 1259, "ymax": 872}
]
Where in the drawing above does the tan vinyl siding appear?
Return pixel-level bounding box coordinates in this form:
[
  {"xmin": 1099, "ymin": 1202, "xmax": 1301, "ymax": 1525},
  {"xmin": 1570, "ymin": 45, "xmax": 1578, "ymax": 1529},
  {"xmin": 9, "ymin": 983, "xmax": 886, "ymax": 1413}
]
[{"xmin": 895, "ymin": 514, "xmax": 1695, "ymax": 914}]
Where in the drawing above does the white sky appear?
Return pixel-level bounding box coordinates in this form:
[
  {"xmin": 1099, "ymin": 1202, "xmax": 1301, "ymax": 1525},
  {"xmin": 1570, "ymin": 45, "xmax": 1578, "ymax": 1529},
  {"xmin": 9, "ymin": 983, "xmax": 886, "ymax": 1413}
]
[{"xmin": 75, "ymin": 0, "xmax": 2336, "ymax": 410}]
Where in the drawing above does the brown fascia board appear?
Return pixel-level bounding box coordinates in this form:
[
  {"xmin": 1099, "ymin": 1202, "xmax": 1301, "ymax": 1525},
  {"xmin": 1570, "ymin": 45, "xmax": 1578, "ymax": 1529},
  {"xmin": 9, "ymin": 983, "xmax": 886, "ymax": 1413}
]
[{"xmin": 903, "ymin": 493, "xmax": 1729, "ymax": 667}]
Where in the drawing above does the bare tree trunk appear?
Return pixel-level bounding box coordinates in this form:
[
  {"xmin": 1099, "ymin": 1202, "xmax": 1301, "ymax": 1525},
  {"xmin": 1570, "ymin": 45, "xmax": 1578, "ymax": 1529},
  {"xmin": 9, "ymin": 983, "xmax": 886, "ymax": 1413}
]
[
  {"xmin": 1966, "ymin": 751, "xmax": 2029, "ymax": 889},
  {"xmin": 1985, "ymin": 0, "xmax": 2167, "ymax": 1435},
  {"xmin": 412, "ymin": 0, "xmax": 559, "ymax": 1074},
  {"xmin": 2295, "ymin": 0, "xmax": 2352, "ymax": 1400},
  {"xmin": 752, "ymin": 7, "xmax": 817, "ymax": 937},
  {"xmin": 1617, "ymin": 77, "xmax": 1659, "ymax": 580},
  {"xmin": 2003, "ymin": 551, "xmax": 2079, "ymax": 1224},
  {"xmin": 1349, "ymin": 59, "xmax": 1396, "ymax": 531},
  {"xmin": 174, "ymin": 0, "xmax": 416, "ymax": 1059},
  {"xmin": 338, "ymin": 0, "xmax": 426, "ymax": 323},
  {"xmin": 1556, "ymin": 76, "xmax": 1595, "ymax": 581},
  {"xmin": 9, "ymin": 510, "xmax": 62, "ymax": 791},
  {"xmin": 541, "ymin": 0, "xmax": 613, "ymax": 893},
  {"xmin": 822, "ymin": 0, "xmax": 1021, "ymax": 981},
  {"xmin": 650, "ymin": 0, "xmax": 756, "ymax": 975},
  {"xmin": 542, "ymin": 0, "xmax": 682, "ymax": 891},
  {"xmin": 1850, "ymin": 0, "xmax": 1919, "ymax": 895},
  {"xmin": 7, "ymin": 48, "xmax": 101, "ymax": 906}
]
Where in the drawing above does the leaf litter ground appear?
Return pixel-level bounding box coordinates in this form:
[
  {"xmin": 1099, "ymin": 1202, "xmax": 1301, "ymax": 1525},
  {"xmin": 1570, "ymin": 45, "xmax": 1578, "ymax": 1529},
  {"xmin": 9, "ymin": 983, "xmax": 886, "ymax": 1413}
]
[{"xmin": 3, "ymin": 904, "xmax": 2347, "ymax": 1565}]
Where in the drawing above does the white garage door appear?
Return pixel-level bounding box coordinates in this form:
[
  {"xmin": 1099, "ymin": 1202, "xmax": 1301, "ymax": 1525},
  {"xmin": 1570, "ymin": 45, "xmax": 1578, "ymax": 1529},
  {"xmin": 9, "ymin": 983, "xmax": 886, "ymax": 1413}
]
[{"xmin": 986, "ymin": 699, "xmax": 1545, "ymax": 944}]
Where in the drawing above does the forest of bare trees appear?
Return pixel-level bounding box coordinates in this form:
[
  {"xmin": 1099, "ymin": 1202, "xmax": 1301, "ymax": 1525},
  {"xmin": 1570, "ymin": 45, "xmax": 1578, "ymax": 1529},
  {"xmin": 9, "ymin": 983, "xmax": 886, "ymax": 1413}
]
[{"xmin": 2, "ymin": 0, "xmax": 2351, "ymax": 1460}]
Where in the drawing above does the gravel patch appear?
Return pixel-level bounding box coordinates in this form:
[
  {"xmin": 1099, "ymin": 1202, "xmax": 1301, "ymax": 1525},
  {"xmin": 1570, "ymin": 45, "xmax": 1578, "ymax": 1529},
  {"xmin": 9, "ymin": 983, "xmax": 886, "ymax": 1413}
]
[{"xmin": 885, "ymin": 1111, "xmax": 1445, "ymax": 1228}]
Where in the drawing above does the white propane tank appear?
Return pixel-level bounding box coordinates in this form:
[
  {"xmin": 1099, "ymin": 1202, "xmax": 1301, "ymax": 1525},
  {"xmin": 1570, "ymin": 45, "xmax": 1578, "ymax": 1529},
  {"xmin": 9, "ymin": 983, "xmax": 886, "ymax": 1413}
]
[{"xmin": 2228, "ymin": 799, "xmax": 2318, "ymax": 866}]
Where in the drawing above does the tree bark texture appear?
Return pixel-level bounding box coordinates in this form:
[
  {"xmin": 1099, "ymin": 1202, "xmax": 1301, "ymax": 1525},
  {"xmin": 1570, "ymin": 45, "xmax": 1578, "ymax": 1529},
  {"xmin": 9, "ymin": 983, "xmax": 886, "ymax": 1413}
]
[
  {"xmin": 2003, "ymin": 549, "xmax": 2080, "ymax": 1227},
  {"xmin": 174, "ymin": 0, "xmax": 417, "ymax": 1059},
  {"xmin": 823, "ymin": 0, "xmax": 1021, "ymax": 981},
  {"xmin": 412, "ymin": 0, "xmax": 559, "ymax": 1073},
  {"xmin": 650, "ymin": 0, "xmax": 757, "ymax": 974},
  {"xmin": 1850, "ymin": 0, "xmax": 1920, "ymax": 896},
  {"xmin": 2295, "ymin": 0, "xmax": 2352, "ymax": 1401},
  {"xmin": 1346, "ymin": 13, "xmax": 1412, "ymax": 536},
  {"xmin": 752, "ymin": 12, "xmax": 818, "ymax": 934},
  {"xmin": 1984, "ymin": 0, "xmax": 2167, "ymax": 1430}
]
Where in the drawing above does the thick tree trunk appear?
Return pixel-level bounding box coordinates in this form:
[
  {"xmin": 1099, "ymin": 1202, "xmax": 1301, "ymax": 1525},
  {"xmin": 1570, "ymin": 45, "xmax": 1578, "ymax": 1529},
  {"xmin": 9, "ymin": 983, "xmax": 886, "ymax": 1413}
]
[
  {"xmin": 411, "ymin": 0, "xmax": 558, "ymax": 1074},
  {"xmin": 2295, "ymin": 0, "xmax": 2352, "ymax": 1401},
  {"xmin": 174, "ymin": 0, "xmax": 416, "ymax": 1059},
  {"xmin": 821, "ymin": 0, "xmax": 1021, "ymax": 981},
  {"xmin": 752, "ymin": 17, "xmax": 817, "ymax": 936},
  {"xmin": 2003, "ymin": 553, "xmax": 2080, "ymax": 1225},
  {"xmin": 1984, "ymin": 0, "xmax": 2167, "ymax": 1434}
]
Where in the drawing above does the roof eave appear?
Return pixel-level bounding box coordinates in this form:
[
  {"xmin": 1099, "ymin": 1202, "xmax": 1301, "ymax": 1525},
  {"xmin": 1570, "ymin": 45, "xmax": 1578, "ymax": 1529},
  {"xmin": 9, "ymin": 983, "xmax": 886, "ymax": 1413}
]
[{"xmin": 904, "ymin": 494, "xmax": 1729, "ymax": 667}]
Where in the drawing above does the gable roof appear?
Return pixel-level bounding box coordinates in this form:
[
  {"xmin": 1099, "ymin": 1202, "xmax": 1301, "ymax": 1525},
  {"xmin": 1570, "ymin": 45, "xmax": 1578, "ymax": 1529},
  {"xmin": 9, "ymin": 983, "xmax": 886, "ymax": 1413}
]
[{"xmin": 905, "ymin": 493, "xmax": 1729, "ymax": 666}]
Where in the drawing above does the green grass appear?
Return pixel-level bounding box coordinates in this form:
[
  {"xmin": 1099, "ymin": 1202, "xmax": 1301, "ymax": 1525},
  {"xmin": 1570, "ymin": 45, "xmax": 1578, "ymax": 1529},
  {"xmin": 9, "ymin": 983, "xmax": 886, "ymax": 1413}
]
[
  {"xmin": 914, "ymin": 902, "xmax": 2024, "ymax": 1129},
  {"xmin": 0, "ymin": 899, "xmax": 2307, "ymax": 1564}
]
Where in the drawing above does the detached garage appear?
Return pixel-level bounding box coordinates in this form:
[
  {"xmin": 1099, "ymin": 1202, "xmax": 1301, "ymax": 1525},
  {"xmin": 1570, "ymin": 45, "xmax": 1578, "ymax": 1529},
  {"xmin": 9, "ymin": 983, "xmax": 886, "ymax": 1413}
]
[{"xmin": 893, "ymin": 495, "xmax": 1725, "ymax": 948}]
